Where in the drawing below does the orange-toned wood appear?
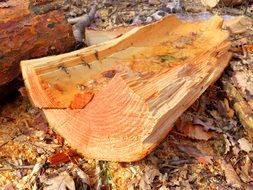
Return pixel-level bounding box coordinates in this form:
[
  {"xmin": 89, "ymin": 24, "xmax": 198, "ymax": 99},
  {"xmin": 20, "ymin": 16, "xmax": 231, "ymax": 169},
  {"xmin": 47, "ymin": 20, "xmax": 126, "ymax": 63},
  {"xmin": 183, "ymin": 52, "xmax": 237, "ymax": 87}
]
[
  {"xmin": 85, "ymin": 26, "xmax": 134, "ymax": 46},
  {"xmin": 0, "ymin": 0, "xmax": 74, "ymax": 86},
  {"xmin": 21, "ymin": 16, "xmax": 231, "ymax": 161}
]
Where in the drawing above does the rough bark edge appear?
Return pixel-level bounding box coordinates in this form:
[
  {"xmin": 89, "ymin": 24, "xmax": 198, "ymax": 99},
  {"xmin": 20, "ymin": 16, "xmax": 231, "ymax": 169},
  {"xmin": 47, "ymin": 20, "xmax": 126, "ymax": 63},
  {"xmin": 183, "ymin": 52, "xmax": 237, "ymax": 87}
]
[
  {"xmin": 71, "ymin": 3, "xmax": 97, "ymax": 48},
  {"xmin": 67, "ymin": 3, "xmax": 97, "ymax": 25},
  {"xmin": 28, "ymin": 0, "xmax": 63, "ymax": 15}
]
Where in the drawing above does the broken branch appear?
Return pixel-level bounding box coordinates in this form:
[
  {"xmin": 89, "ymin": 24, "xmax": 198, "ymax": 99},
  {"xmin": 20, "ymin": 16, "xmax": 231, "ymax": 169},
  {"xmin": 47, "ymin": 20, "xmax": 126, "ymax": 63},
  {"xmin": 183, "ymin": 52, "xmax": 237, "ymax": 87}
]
[
  {"xmin": 72, "ymin": 3, "xmax": 97, "ymax": 44},
  {"xmin": 222, "ymin": 79, "xmax": 253, "ymax": 142},
  {"xmin": 0, "ymin": 165, "xmax": 35, "ymax": 171}
]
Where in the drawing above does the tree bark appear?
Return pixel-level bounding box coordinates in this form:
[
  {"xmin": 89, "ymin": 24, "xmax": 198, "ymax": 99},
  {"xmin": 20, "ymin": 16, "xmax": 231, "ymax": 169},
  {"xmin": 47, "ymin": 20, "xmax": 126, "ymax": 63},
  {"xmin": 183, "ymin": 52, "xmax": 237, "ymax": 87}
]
[{"xmin": 0, "ymin": 0, "xmax": 75, "ymax": 97}]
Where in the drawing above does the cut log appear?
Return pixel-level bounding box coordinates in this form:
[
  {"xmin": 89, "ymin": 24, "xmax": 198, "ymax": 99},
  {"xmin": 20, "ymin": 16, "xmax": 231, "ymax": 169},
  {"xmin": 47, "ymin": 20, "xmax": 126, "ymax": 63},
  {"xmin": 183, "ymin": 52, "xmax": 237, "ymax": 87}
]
[
  {"xmin": 21, "ymin": 16, "xmax": 231, "ymax": 162},
  {"xmin": 0, "ymin": 0, "xmax": 75, "ymax": 96}
]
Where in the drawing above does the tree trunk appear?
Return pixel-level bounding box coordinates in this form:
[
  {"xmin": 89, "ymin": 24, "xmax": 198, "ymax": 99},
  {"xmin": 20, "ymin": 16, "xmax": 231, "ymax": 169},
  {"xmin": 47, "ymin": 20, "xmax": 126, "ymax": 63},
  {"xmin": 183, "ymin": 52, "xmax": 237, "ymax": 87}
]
[
  {"xmin": 21, "ymin": 16, "xmax": 231, "ymax": 162},
  {"xmin": 0, "ymin": 0, "xmax": 75, "ymax": 98}
]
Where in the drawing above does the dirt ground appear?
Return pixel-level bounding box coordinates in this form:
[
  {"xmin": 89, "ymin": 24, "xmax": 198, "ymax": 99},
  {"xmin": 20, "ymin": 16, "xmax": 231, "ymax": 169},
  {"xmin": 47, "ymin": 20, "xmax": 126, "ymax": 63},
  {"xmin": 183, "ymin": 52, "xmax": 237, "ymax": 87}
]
[{"xmin": 0, "ymin": 0, "xmax": 253, "ymax": 189}]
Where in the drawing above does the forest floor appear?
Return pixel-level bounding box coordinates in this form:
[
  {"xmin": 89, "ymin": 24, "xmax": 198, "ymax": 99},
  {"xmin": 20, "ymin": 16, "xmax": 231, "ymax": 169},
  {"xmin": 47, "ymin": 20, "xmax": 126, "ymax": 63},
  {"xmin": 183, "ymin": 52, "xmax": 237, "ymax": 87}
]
[{"xmin": 1, "ymin": 0, "xmax": 253, "ymax": 189}]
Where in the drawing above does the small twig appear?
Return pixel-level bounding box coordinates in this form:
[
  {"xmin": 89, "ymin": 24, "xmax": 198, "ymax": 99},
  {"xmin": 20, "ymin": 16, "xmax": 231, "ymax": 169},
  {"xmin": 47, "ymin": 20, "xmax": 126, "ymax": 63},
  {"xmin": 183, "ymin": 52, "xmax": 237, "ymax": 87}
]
[
  {"xmin": 170, "ymin": 130, "xmax": 187, "ymax": 137},
  {"xmin": 159, "ymin": 164, "xmax": 180, "ymax": 169},
  {"xmin": 169, "ymin": 159, "xmax": 192, "ymax": 165},
  {"xmin": 243, "ymin": 0, "xmax": 249, "ymax": 15},
  {"xmin": 0, "ymin": 165, "xmax": 35, "ymax": 171},
  {"xmin": 0, "ymin": 133, "xmax": 22, "ymax": 148},
  {"xmin": 0, "ymin": 139, "xmax": 13, "ymax": 148},
  {"xmin": 108, "ymin": 7, "xmax": 118, "ymax": 17},
  {"xmin": 233, "ymin": 156, "xmax": 244, "ymax": 167},
  {"xmin": 95, "ymin": 160, "xmax": 102, "ymax": 190},
  {"xmin": 68, "ymin": 16, "xmax": 85, "ymax": 25}
]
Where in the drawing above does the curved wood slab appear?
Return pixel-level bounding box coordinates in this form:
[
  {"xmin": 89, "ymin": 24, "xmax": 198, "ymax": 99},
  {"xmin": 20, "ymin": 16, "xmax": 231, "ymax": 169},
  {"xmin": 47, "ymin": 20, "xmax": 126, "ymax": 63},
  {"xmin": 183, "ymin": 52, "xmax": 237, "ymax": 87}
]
[{"xmin": 21, "ymin": 15, "xmax": 231, "ymax": 161}]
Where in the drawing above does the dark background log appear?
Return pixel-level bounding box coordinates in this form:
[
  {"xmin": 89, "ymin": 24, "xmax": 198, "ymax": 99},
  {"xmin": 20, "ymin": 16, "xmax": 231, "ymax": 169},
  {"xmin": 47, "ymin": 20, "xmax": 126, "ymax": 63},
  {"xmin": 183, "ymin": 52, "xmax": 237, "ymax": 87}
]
[{"xmin": 0, "ymin": 0, "xmax": 75, "ymax": 99}]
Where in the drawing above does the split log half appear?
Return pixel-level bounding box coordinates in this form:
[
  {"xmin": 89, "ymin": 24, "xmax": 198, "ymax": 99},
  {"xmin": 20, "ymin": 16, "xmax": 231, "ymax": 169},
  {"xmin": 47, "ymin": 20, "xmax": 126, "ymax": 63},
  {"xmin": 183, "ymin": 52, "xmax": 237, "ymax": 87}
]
[
  {"xmin": 21, "ymin": 16, "xmax": 231, "ymax": 162},
  {"xmin": 0, "ymin": 0, "xmax": 75, "ymax": 88}
]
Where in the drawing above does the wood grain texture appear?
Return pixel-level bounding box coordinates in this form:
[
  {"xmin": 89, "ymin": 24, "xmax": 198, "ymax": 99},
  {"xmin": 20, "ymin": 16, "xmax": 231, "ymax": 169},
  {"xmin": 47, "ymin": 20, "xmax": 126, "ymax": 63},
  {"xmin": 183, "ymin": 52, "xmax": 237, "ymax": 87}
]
[
  {"xmin": 21, "ymin": 16, "xmax": 231, "ymax": 161},
  {"xmin": 0, "ymin": 0, "xmax": 74, "ymax": 86},
  {"xmin": 85, "ymin": 26, "xmax": 134, "ymax": 46}
]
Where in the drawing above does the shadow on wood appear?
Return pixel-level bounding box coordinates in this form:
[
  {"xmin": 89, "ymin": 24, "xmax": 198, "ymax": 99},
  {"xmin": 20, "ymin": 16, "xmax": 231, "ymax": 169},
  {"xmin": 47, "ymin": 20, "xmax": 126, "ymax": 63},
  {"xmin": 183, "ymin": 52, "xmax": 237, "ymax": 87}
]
[{"xmin": 21, "ymin": 15, "xmax": 231, "ymax": 162}]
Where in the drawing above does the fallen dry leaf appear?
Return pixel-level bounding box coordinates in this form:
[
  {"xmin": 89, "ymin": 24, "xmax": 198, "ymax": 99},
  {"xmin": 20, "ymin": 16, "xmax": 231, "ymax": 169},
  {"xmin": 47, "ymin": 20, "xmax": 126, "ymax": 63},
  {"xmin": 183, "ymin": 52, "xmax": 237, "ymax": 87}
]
[
  {"xmin": 216, "ymin": 100, "xmax": 227, "ymax": 118},
  {"xmin": 176, "ymin": 144, "xmax": 213, "ymax": 164},
  {"xmin": 232, "ymin": 71, "xmax": 253, "ymax": 103},
  {"xmin": 4, "ymin": 183, "xmax": 16, "ymax": 190},
  {"xmin": 241, "ymin": 156, "xmax": 252, "ymax": 177},
  {"xmin": 238, "ymin": 138, "xmax": 253, "ymax": 153},
  {"xmin": 176, "ymin": 120, "xmax": 213, "ymax": 141},
  {"xmin": 75, "ymin": 167, "xmax": 90, "ymax": 185},
  {"xmin": 240, "ymin": 155, "xmax": 253, "ymax": 183},
  {"xmin": 216, "ymin": 99, "xmax": 234, "ymax": 118},
  {"xmin": 210, "ymin": 110, "xmax": 222, "ymax": 120},
  {"xmin": 193, "ymin": 117, "xmax": 223, "ymax": 133},
  {"xmin": 30, "ymin": 114, "xmax": 48, "ymax": 132},
  {"xmin": 44, "ymin": 173, "xmax": 75, "ymax": 190},
  {"xmin": 221, "ymin": 160, "xmax": 242, "ymax": 189},
  {"xmin": 244, "ymin": 44, "xmax": 253, "ymax": 54},
  {"xmin": 225, "ymin": 133, "xmax": 240, "ymax": 156},
  {"xmin": 139, "ymin": 167, "xmax": 161, "ymax": 190},
  {"xmin": 33, "ymin": 141, "xmax": 61, "ymax": 153},
  {"xmin": 73, "ymin": 167, "xmax": 90, "ymax": 190},
  {"xmin": 223, "ymin": 134, "xmax": 232, "ymax": 154},
  {"xmin": 23, "ymin": 161, "xmax": 45, "ymax": 188}
]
